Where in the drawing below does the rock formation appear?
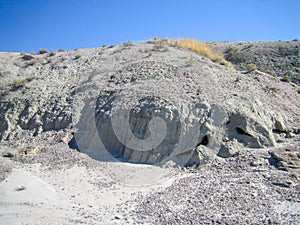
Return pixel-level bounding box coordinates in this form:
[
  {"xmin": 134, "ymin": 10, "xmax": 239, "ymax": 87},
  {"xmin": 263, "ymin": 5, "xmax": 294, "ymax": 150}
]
[{"xmin": 0, "ymin": 41, "xmax": 299, "ymax": 167}]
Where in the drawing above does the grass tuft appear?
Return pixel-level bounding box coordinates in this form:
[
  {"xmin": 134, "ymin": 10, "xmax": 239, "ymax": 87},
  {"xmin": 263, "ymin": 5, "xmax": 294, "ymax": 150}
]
[
  {"xmin": 282, "ymin": 75, "xmax": 291, "ymax": 83},
  {"xmin": 164, "ymin": 39, "xmax": 231, "ymax": 67},
  {"xmin": 246, "ymin": 63, "xmax": 256, "ymax": 72},
  {"xmin": 11, "ymin": 76, "xmax": 35, "ymax": 90},
  {"xmin": 38, "ymin": 48, "xmax": 48, "ymax": 54}
]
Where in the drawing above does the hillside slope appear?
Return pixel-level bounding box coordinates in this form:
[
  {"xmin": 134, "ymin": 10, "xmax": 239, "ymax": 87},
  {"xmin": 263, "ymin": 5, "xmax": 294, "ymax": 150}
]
[
  {"xmin": 211, "ymin": 40, "xmax": 300, "ymax": 84},
  {"xmin": 0, "ymin": 40, "xmax": 299, "ymax": 224}
]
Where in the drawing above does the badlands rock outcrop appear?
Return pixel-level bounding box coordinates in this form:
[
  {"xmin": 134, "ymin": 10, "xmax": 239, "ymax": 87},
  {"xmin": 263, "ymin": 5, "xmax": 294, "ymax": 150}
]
[
  {"xmin": 0, "ymin": 40, "xmax": 299, "ymax": 167},
  {"xmin": 0, "ymin": 40, "xmax": 299, "ymax": 224}
]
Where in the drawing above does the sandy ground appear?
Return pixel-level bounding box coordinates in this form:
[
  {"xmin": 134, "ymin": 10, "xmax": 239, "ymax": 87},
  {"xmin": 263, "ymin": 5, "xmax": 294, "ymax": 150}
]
[
  {"xmin": 0, "ymin": 148, "xmax": 185, "ymax": 225},
  {"xmin": 0, "ymin": 142, "xmax": 299, "ymax": 224}
]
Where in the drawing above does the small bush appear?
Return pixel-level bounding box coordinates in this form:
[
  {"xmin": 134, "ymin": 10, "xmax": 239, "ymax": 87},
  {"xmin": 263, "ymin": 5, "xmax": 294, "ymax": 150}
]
[
  {"xmin": 74, "ymin": 54, "xmax": 81, "ymax": 60},
  {"xmin": 211, "ymin": 55, "xmax": 231, "ymax": 67},
  {"xmin": 21, "ymin": 54, "xmax": 34, "ymax": 61},
  {"xmin": 246, "ymin": 63, "xmax": 256, "ymax": 72},
  {"xmin": 282, "ymin": 75, "xmax": 291, "ymax": 82},
  {"xmin": 152, "ymin": 39, "xmax": 169, "ymax": 52},
  {"xmin": 12, "ymin": 79, "xmax": 26, "ymax": 89},
  {"xmin": 11, "ymin": 76, "xmax": 35, "ymax": 90},
  {"xmin": 186, "ymin": 56, "xmax": 194, "ymax": 67},
  {"xmin": 58, "ymin": 49, "xmax": 65, "ymax": 52},
  {"xmin": 258, "ymin": 67, "xmax": 267, "ymax": 73},
  {"xmin": 48, "ymin": 51, "xmax": 55, "ymax": 57},
  {"xmin": 26, "ymin": 59, "xmax": 38, "ymax": 66},
  {"xmin": 38, "ymin": 48, "xmax": 48, "ymax": 54},
  {"xmin": 225, "ymin": 47, "xmax": 243, "ymax": 63},
  {"xmin": 265, "ymin": 86, "xmax": 280, "ymax": 93},
  {"xmin": 297, "ymin": 87, "xmax": 300, "ymax": 94},
  {"xmin": 25, "ymin": 75, "xmax": 35, "ymax": 82},
  {"xmin": 122, "ymin": 40, "xmax": 133, "ymax": 47}
]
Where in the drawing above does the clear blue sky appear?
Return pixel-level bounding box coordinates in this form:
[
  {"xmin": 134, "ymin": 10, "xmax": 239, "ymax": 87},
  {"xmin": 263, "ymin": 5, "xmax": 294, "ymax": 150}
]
[{"xmin": 0, "ymin": 0, "xmax": 299, "ymax": 52}]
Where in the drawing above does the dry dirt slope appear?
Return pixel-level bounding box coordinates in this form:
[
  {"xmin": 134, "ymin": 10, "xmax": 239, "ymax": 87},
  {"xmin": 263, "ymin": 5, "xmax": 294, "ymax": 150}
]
[
  {"xmin": 211, "ymin": 40, "xmax": 300, "ymax": 84},
  {"xmin": 0, "ymin": 40, "xmax": 299, "ymax": 224}
]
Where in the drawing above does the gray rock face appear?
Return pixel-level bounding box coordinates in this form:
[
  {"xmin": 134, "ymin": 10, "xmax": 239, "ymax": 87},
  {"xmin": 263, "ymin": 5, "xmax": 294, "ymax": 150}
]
[
  {"xmin": 80, "ymin": 61, "xmax": 284, "ymax": 166},
  {"xmin": 0, "ymin": 42, "xmax": 299, "ymax": 167}
]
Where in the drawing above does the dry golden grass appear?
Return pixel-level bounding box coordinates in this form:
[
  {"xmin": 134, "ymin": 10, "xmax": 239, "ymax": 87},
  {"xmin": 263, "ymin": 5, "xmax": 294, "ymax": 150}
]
[
  {"xmin": 172, "ymin": 39, "xmax": 231, "ymax": 67},
  {"xmin": 149, "ymin": 38, "xmax": 231, "ymax": 67}
]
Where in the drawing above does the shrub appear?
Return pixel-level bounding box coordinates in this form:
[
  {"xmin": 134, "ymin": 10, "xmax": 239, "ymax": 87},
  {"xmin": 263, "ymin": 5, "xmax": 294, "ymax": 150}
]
[
  {"xmin": 246, "ymin": 63, "xmax": 256, "ymax": 72},
  {"xmin": 282, "ymin": 75, "xmax": 290, "ymax": 82},
  {"xmin": 265, "ymin": 86, "xmax": 280, "ymax": 93},
  {"xmin": 211, "ymin": 55, "xmax": 231, "ymax": 66},
  {"xmin": 48, "ymin": 51, "xmax": 55, "ymax": 57},
  {"xmin": 38, "ymin": 48, "xmax": 48, "ymax": 54},
  {"xmin": 186, "ymin": 56, "xmax": 194, "ymax": 67},
  {"xmin": 24, "ymin": 75, "xmax": 35, "ymax": 82},
  {"xmin": 11, "ymin": 76, "xmax": 35, "ymax": 90},
  {"xmin": 58, "ymin": 49, "xmax": 65, "ymax": 52},
  {"xmin": 12, "ymin": 79, "xmax": 26, "ymax": 89},
  {"xmin": 122, "ymin": 40, "xmax": 133, "ymax": 47},
  {"xmin": 297, "ymin": 87, "xmax": 300, "ymax": 94},
  {"xmin": 26, "ymin": 59, "xmax": 38, "ymax": 66},
  {"xmin": 74, "ymin": 54, "xmax": 81, "ymax": 60},
  {"xmin": 151, "ymin": 39, "xmax": 169, "ymax": 52},
  {"xmin": 258, "ymin": 67, "xmax": 267, "ymax": 73}
]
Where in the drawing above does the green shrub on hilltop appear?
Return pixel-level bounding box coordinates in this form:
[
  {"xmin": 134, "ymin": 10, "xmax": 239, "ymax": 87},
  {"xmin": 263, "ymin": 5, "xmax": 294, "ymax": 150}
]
[
  {"xmin": 38, "ymin": 48, "xmax": 48, "ymax": 54},
  {"xmin": 246, "ymin": 63, "xmax": 256, "ymax": 72}
]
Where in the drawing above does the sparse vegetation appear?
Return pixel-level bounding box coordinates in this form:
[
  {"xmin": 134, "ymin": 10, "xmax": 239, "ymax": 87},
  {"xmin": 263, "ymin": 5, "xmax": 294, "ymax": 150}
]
[
  {"xmin": 48, "ymin": 51, "xmax": 55, "ymax": 57},
  {"xmin": 12, "ymin": 79, "xmax": 26, "ymax": 89},
  {"xmin": 258, "ymin": 67, "xmax": 274, "ymax": 75},
  {"xmin": 224, "ymin": 47, "xmax": 245, "ymax": 63},
  {"xmin": 169, "ymin": 39, "xmax": 231, "ymax": 67},
  {"xmin": 297, "ymin": 87, "xmax": 300, "ymax": 94},
  {"xmin": 151, "ymin": 39, "xmax": 169, "ymax": 52},
  {"xmin": 246, "ymin": 63, "xmax": 256, "ymax": 72},
  {"xmin": 282, "ymin": 75, "xmax": 291, "ymax": 82},
  {"xmin": 11, "ymin": 76, "xmax": 35, "ymax": 90},
  {"xmin": 265, "ymin": 86, "xmax": 280, "ymax": 93},
  {"xmin": 38, "ymin": 48, "xmax": 48, "ymax": 54},
  {"xmin": 26, "ymin": 58, "xmax": 38, "ymax": 66},
  {"xmin": 139, "ymin": 48, "xmax": 151, "ymax": 53},
  {"xmin": 74, "ymin": 54, "xmax": 81, "ymax": 60},
  {"xmin": 122, "ymin": 40, "xmax": 133, "ymax": 47},
  {"xmin": 186, "ymin": 55, "xmax": 194, "ymax": 67},
  {"xmin": 58, "ymin": 49, "xmax": 65, "ymax": 52},
  {"xmin": 258, "ymin": 67, "xmax": 267, "ymax": 73}
]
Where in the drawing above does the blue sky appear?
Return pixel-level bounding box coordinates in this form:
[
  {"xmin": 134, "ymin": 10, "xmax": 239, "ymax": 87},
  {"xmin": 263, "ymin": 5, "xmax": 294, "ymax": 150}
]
[{"xmin": 0, "ymin": 0, "xmax": 299, "ymax": 52}]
